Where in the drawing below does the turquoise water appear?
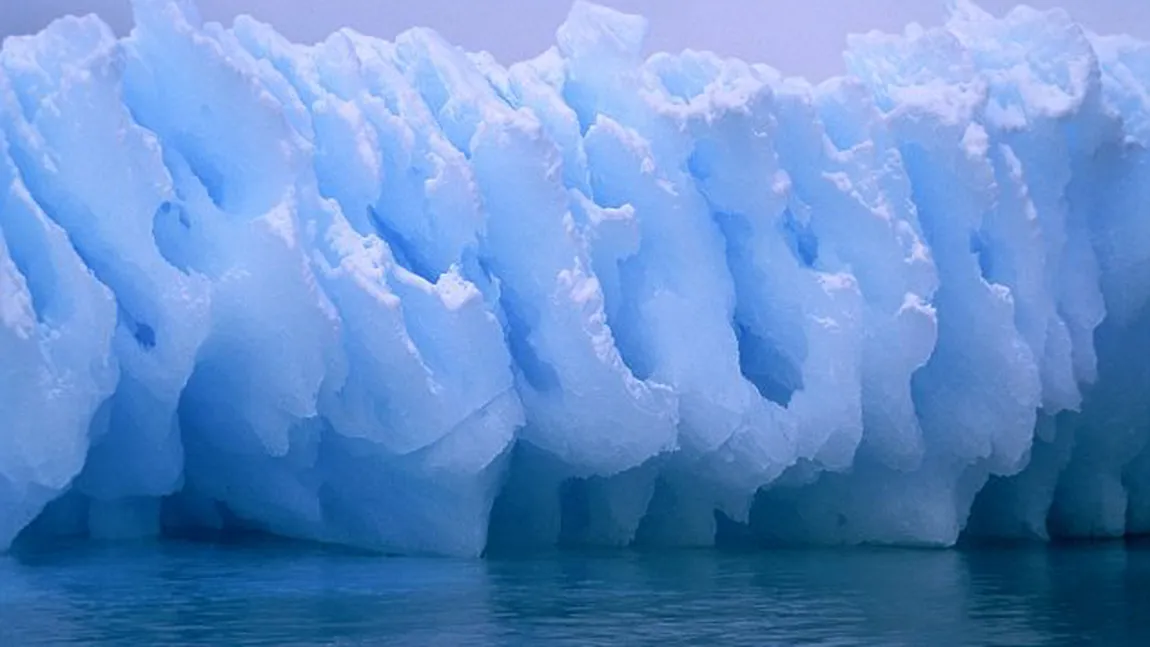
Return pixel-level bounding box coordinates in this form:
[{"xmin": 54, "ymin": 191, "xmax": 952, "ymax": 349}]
[{"xmin": 2, "ymin": 540, "xmax": 1147, "ymax": 646}]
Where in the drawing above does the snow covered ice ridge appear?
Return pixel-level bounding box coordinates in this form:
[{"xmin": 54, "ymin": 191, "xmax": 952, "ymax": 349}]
[{"xmin": 2, "ymin": 0, "xmax": 1150, "ymax": 556}]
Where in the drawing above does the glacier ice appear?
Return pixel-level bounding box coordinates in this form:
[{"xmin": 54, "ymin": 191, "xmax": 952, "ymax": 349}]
[{"xmin": 2, "ymin": 0, "xmax": 1150, "ymax": 555}]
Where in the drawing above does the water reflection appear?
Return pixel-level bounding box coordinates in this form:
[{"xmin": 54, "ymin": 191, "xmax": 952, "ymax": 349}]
[{"xmin": 2, "ymin": 540, "xmax": 1147, "ymax": 646}]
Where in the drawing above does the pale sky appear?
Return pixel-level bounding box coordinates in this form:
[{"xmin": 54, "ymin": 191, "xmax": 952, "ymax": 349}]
[{"xmin": 2, "ymin": 1, "xmax": 1148, "ymax": 80}]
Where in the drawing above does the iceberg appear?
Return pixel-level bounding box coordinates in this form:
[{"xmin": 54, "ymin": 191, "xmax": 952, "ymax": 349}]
[{"xmin": 1, "ymin": 0, "xmax": 1149, "ymax": 555}]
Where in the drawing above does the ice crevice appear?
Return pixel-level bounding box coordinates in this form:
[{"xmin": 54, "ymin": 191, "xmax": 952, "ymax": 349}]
[{"xmin": 2, "ymin": 0, "xmax": 1150, "ymax": 555}]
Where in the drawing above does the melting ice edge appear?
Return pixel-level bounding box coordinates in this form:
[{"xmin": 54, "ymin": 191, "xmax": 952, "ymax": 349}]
[{"xmin": 2, "ymin": 0, "xmax": 1150, "ymax": 555}]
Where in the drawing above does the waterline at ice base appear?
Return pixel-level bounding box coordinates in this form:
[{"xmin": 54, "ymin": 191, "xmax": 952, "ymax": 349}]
[{"xmin": 3, "ymin": 0, "xmax": 1150, "ymax": 556}]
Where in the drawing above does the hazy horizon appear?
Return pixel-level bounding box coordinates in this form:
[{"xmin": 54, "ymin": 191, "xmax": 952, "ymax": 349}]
[{"xmin": 2, "ymin": 1, "xmax": 1148, "ymax": 81}]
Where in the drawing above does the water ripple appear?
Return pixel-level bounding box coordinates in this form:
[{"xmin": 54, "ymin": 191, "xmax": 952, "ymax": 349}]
[{"xmin": 2, "ymin": 541, "xmax": 1148, "ymax": 646}]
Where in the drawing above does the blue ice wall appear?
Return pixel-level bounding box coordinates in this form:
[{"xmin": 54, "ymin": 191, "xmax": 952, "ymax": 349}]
[{"xmin": 2, "ymin": 0, "xmax": 1149, "ymax": 555}]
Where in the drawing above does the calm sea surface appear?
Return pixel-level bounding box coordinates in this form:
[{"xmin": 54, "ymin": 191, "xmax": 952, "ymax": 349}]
[{"xmin": 2, "ymin": 539, "xmax": 1147, "ymax": 646}]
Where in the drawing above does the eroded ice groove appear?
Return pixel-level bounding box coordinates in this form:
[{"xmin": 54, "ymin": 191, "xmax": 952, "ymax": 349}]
[{"xmin": 1, "ymin": 0, "xmax": 1149, "ymax": 555}]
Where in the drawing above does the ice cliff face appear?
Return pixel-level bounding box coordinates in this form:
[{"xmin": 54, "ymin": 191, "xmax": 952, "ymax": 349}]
[{"xmin": 1, "ymin": 0, "xmax": 1149, "ymax": 555}]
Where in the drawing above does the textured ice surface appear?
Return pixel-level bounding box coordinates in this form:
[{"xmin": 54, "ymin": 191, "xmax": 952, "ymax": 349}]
[{"xmin": 1, "ymin": 0, "xmax": 1149, "ymax": 555}]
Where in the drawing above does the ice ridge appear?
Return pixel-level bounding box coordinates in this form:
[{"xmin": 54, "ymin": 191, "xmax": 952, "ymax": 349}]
[{"xmin": 2, "ymin": 0, "xmax": 1150, "ymax": 555}]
